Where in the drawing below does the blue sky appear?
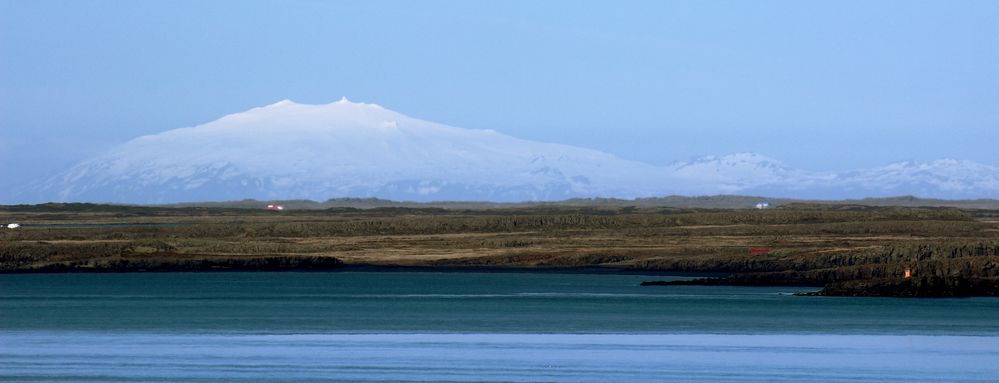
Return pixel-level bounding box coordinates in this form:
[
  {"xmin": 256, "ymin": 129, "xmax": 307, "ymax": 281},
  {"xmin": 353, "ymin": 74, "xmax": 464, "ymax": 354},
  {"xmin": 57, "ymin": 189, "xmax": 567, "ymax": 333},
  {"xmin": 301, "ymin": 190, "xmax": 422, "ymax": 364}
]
[{"xmin": 2, "ymin": 0, "xmax": 997, "ymax": 193}]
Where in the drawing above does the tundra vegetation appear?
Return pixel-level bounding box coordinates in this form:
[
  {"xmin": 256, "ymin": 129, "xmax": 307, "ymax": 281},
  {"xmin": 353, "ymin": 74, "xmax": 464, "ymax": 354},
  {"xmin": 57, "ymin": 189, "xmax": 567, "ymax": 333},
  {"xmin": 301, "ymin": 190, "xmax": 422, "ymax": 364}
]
[{"xmin": 1, "ymin": 202, "xmax": 998, "ymax": 297}]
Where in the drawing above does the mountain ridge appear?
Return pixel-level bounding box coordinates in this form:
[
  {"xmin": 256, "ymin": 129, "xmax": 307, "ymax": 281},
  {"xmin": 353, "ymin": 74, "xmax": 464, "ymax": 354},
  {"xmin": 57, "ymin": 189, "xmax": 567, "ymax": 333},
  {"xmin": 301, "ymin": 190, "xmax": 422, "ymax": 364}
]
[
  {"xmin": 6, "ymin": 195, "xmax": 999, "ymax": 212},
  {"xmin": 24, "ymin": 99, "xmax": 999, "ymax": 204},
  {"xmin": 167, "ymin": 195, "xmax": 999, "ymax": 210}
]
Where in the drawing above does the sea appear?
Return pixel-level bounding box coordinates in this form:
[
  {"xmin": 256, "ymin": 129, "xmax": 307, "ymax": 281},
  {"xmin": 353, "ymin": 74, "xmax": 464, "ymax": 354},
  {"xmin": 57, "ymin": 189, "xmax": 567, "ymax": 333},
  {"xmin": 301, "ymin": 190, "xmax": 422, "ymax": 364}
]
[{"xmin": 1, "ymin": 271, "xmax": 998, "ymax": 382}]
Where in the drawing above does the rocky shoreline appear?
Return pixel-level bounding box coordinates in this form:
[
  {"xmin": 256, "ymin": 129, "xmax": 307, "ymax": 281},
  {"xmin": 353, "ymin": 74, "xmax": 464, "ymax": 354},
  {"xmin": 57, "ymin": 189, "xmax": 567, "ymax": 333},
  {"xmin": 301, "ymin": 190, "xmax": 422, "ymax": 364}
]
[
  {"xmin": 801, "ymin": 276, "xmax": 999, "ymax": 297},
  {"xmin": 642, "ymin": 275, "xmax": 999, "ymax": 298},
  {"xmin": 0, "ymin": 255, "xmax": 345, "ymax": 273}
]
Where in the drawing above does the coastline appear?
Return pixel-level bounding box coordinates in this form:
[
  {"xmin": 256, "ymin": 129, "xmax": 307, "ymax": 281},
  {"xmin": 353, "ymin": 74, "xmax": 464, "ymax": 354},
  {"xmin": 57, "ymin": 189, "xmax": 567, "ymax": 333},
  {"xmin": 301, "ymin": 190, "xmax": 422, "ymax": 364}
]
[
  {"xmin": 0, "ymin": 262, "xmax": 725, "ymax": 278},
  {"xmin": 3, "ymin": 203, "xmax": 997, "ymax": 297},
  {"xmin": 640, "ymin": 274, "xmax": 999, "ymax": 298}
]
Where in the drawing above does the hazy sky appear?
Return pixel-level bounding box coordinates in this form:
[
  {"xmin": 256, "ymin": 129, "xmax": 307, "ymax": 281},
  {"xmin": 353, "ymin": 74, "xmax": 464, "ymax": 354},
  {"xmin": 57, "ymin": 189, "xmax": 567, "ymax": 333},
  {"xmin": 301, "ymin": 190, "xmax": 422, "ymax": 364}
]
[{"xmin": 2, "ymin": 0, "xmax": 997, "ymax": 192}]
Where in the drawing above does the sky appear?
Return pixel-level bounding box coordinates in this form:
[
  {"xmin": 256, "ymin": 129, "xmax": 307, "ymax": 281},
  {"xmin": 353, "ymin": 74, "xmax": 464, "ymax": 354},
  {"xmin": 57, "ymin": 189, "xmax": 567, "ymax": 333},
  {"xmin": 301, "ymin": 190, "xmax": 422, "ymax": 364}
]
[{"xmin": 2, "ymin": 0, "xmax": 998, "ymax": 195}]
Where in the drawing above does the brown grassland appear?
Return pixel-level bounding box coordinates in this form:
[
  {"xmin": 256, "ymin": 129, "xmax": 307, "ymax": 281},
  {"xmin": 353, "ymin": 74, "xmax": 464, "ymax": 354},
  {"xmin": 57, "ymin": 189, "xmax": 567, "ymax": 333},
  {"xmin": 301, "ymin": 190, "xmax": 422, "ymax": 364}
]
[{"xmin": 2, "ymin": 203, "xmax": 998, "ymax": 296}]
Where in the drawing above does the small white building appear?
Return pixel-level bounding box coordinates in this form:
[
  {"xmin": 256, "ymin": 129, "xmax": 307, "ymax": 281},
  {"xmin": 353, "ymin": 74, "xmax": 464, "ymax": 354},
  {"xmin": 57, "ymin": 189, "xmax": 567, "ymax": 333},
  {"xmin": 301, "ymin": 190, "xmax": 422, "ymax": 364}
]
[
  {"xmin": 6, "ymin": 223, "xmax": 20, "ymax": 229},
  {"xmin": 754, "ymin": 201, "xmax": 770, "ymax": 209}
]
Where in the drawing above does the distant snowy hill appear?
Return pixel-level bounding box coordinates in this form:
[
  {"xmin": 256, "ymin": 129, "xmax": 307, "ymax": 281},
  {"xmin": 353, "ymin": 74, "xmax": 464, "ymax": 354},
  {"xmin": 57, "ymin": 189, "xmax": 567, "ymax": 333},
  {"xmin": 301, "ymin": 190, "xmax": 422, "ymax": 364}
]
[
  {"xmin": 665, "ymin": 153, "xmax": 836, "ymax": 195},
  {"xmin": 832, "ymin": 160, "xmax": 999, "ymax": 199},
  {"xmin": 29, "ymin": 99, "xmax": 999, "ymax": 203}
]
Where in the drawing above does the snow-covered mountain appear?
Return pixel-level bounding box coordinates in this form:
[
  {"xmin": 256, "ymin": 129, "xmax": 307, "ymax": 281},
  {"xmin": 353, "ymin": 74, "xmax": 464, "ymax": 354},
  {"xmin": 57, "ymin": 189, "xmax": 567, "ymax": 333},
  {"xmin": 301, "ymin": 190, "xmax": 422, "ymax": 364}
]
[
  {"xmin": 29, "ymin": 99, "xmax": 999, "ymax": 203},
  {"xmin": 832, "ymin": 160, "xmax": 999, "ymax": 199},
  {"xmin": 666, "ymin": 152, "xmax": 836, "ymax": 195},
  {"xmin": 35, "ymin": 98, "xmax": 681, "ymax": 203},
  {"xmin": 664, "ymin": 155, "xmax": 999, "ymax": 200}
]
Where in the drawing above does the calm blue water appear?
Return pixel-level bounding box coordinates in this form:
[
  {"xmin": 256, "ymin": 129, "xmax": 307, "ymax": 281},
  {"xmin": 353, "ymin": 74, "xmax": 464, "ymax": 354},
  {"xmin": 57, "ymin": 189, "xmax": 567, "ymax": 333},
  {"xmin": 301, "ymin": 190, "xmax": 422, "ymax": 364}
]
[{"xmin": 2, "ymin": 272, "xmax": 998, "ymax": 382}]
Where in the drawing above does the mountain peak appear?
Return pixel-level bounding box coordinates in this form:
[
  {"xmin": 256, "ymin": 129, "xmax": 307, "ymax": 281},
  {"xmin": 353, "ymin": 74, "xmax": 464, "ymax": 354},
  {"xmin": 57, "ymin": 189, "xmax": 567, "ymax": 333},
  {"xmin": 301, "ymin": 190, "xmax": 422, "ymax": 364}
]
[
  {"xmin": 720, "ymin": 152, "xmax": 780, "ymax": 162},
  {"xmin": 261, "ymin": 97, "xmax": 384, "ymax": 110},
  {"xmin": 268, "ymin": 99, "xmax": 297, "ymax": 107},
  {"xmin": 676, "ymin": 152, "xmax": 785, "ymax": 168},
  {"xmin": 328, "ymin": 97, "xmax": 385, "ymax": 110}
]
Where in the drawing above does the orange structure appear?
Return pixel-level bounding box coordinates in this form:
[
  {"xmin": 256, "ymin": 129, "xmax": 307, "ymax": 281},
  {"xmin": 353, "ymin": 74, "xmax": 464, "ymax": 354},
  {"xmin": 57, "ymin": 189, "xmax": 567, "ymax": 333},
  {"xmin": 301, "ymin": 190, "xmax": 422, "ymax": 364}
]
[{"xmin": 904, "ymin": 267, "xmax": 912, "ymax": 279}]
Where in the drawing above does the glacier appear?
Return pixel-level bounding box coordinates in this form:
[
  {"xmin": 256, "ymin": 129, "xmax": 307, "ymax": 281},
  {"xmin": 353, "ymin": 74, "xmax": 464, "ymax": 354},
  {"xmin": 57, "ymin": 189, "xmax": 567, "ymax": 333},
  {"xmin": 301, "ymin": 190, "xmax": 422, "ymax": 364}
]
[{"xmin": 28, "ymin": 98, "xmax": 999, "ymax": 203}]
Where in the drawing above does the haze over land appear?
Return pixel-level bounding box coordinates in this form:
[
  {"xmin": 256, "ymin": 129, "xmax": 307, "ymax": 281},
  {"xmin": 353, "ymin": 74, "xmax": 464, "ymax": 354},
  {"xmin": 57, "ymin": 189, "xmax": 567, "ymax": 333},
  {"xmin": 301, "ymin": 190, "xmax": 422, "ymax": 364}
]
[
  {"xmin": 22, "ymin": 99, "xmax": 999, "ymax": 204},
  {"xmin": 3, "ymin": 2, "xmax": 998, "ymax": 205}
]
